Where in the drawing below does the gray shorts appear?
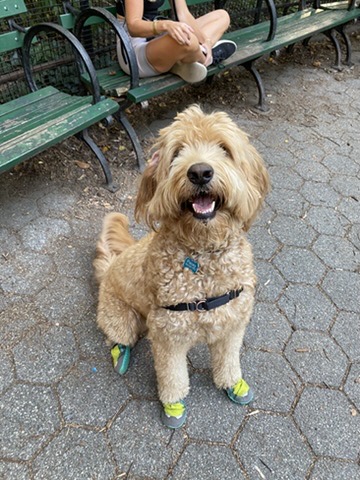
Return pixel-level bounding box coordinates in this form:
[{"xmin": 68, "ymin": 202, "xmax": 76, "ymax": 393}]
[{"xmin": 116, "ymin": 33, "xmax": 159, "ymax": 78}]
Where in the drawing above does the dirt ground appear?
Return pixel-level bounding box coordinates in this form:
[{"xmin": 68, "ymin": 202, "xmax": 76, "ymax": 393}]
[{"xmin": 7, "ymin": 30, "xmax": 360, "ymax": 206}]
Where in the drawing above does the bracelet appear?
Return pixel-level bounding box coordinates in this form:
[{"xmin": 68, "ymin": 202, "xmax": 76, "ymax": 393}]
[{"xmin": 152, "ymin": 19, "xmax": 159, "ymax": 36}]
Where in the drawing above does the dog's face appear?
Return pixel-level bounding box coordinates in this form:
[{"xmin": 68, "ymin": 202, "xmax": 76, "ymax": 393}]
[{"xmin": 135, "ymin": 105, "xmax": 269, "ymax": 238}]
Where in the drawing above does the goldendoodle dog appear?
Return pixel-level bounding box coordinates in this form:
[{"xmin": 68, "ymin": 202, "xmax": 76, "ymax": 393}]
[{"xmin": 94, "ymin": 105, "xmax": 270, "ymax": 429}]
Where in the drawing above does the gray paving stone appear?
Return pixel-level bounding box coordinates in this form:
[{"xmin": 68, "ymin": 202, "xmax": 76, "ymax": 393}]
[
  {"xmin": 322, "ymin": 270, "xmax": 360, "ymax": 313},
  {"xmin": 0, "ymin": 226, "xmax": 21, "ymax": 253},
  {"xmin": 58, "ymin": 360, "xmax": 130, "ymax": 427},
  {"xmin": 19, "ymin": 217, "xmax": 71, "ymax": 252},
  {"xmin": 235, "ymin": 414, "xmax": 313, "ymax": 480},
  {"xmin": 37, "ymin": 191, "xmax": 77, "ymax": 217},
  {"xmin": 278, "ymin": 284, "xmax": 336, "ymax": 330},
  {"xmin": 73, "ymin": 309, "xmax": 110, "ymax": 361},
  {"xmin": 52, "ymin": 241, "xmax": 94, "ymax": 279},
  {"xmin": 13, "ymin": 325, "xmax": 78, "ymax": 383},
  {"xmin": 0, "ymin": 350, "xmax": 14, "ymax": 395},
  {"xmin": 35, "ymin": 277, "xmax": 93, "ymax": 325},
  {"xmin": 0, "ymin": 196, "xmax": 40, "ymax": 229},
  {"xmin": 187, "ymin": 343, "xmax": 211, "ymax": 370},
  {"xmin": 306, "ymin": 206, "xmax": 349, "ymax": 236},
  {"xmin": 294, "ymin": 160, "xmax": 331, "ymax": 182},
  {"xmin": 241, "ymin": 350, "xmax": 300, "ymax": 413},
  {"xmin": 331, "ymin": 174, "xmax": 360, "ymax": 198},
  {"xmin": 247, "ymin": 225, "xmax": 279, "ymax": 260},
  {"xmin": 185, "ymin": 373, "xmax": 246, "ymax": 442},
  {"xmin": 0, "ymin": 384, "xmax": 60, "ymax": 460},
  {"xmin": 270, "ymin": 215, "xmax": 317, "ymax": 247},
  {"xmin": 169, "ymin": 444, "xmax": 246, "ymax": 480},
  {"xmin": 244, "ymin": 302, "xmax": 292, "ymax": 352},
  {"xmin": 331, "ymin": 312, "xmax": 360, "ymax": 362},
  {"xmin": 344, "ymin": 363, "xmax": 360, "ymax": 410},
  {"xmin": 337, "ymin": 196, "xmax": 360, "ymax": 224},
  {"xmin": 310, "ymin": 458, "xmax": 360, "ymax": 480},
  {"xmin": 0, "ymin": 299, "xmax": 43, "ymax": 347},
  {"xmin": 312, "ymin": 235, "xmax": 359, "ymax": 271},
  {"xmin": 266, "ymin": 189, "xmax": 309, "ymax": 217},
  {"xmin": 32, "ymin": 428, "xmax": 115, "ymax": 480},
  {"xmin": 322, "ymin": 154, "xmax": 359, "ymax": 176},
  {"xmin": 261, "ymin": 147, "xmax": 298, "ymax": 168},
  {"xmin": 257, "ymin": 128, "xmax": 294, "ymax": 149},
  {"xmin": 348, "ymin": 223, "xmax": 360, "ymax": 250},
  {"xmin": 125, "ymin": 337, "xmax": 158, "ymax": 398},
  {"xmin": 1, "ymin": 251, "xmax": 56, "ymax": 295},
  {"xmin": 268, "ymin": 166, "xmax": 304, "ymax": 190},
  {"xmin": 285, "ymin": 331, "xmax": 348, "ymax": 387},
  {"xmin": 0, "ymin": 461, "xmax": 31, "ymax": 479},
  {"xmin": 255, "ymin": 260, "xmax": 286, "ymax": 303},
  {"xmin": 300, "ymin": 181, "xmax": 341, "ymax": 208},
  {"xmin": 273, "ymin": 247, "xmax": 326, "ymax": 284},
  {"xmin": 108, "ymin": 400, "xmax": 185, "ymax": 479},
  {"xmin": 294, "ymin": 387, "xmax": 360, "ymax": 460}
]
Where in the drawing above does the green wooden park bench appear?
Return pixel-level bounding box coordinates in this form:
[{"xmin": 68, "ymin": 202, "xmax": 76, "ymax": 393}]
[
  {"xmin": 0, "ymin": 0, "xmax": 120, "ymax": 191},
  {"xmin": 60, "ymin": 0, "xmax": 359, "ymax": 169}
]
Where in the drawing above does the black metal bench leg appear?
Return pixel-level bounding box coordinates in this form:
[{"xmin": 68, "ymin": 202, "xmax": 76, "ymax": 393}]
[
  {"xmin": 337, "ymin": 26, "xmax": 352, "ymax": 66},
  {"xmin": 115, "ymin": 110, "xmax": 146, "ymax": 172},
  {"xmin": 325, "ymin": 29, "xmax": 342, "ymax": 70},
  {"xmin": 77, "ymin": 129, "xmax": 119, "ymax": 193},
  {"xmin": 243, "ymin": 61, "xmax": 269, "ymax": 112}
]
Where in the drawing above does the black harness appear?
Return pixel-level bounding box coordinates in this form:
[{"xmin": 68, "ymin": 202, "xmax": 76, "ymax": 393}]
[{"xmin": 163, "ymin": 288, "xmax": 243, "ymax": 312}]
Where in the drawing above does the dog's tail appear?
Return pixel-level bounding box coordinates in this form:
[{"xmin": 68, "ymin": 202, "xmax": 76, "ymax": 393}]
[{"xmin": 93, "ymin": 212, "xmax": 135, "ymax": 283}]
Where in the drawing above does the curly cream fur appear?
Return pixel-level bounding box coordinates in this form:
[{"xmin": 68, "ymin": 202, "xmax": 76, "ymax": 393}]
[{"xmin": 94, "ymin": 105, "xmax": 270, "ymax": 405}]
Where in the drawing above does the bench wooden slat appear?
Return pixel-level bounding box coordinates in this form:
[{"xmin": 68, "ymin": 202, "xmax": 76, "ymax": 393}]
[
  {"xmin": 0, "ymin": 94, "xmax": 118, "ymax": 173},
  {"xmin": 0, "ymin": 91, "xmax": 93, "ymax": 143},
  {"xmin": 0, "ymin": 86, "xmax": 58, "ymax": 116}
]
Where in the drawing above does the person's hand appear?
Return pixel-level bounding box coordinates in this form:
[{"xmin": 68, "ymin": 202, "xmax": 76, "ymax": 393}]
[{"xmin": 165, "ymin": 20, "xmax": 194, "ymax": 45}]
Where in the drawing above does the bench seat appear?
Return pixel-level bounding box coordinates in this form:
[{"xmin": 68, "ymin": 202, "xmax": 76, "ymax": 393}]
[{"xmin": 0, "ymin": 86, "xmax": 118, "ymax": 173}]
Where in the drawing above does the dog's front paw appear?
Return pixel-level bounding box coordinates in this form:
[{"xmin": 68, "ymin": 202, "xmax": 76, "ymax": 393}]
[
  {"xmin": 161, "ymin": 400, "xmax": 187, "ymax": 429},
  {"xmin": 226, "ymin": 378, "xmax": 254, "ymax": 405},
  {"xmin": 111, "ymin": 344, "xmax": 131, "ymax": 375}
]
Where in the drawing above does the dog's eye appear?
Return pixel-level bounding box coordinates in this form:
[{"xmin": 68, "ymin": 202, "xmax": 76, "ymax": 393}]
[
  {"xmin": 171, "ymin": 147, "xmax": 182, "ymax": 163},
  {"xmin": 219, "ymin": 143, "xmax": 232, "ymax": 158}
]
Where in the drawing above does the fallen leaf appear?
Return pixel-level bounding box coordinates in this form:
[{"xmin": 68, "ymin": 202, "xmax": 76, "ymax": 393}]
[{"xmin": 75, "ymin": 161, "xmax": 90, "ymax": 169}]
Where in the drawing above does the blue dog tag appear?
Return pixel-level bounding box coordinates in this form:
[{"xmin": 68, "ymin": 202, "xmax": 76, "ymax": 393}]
[{"xmin": 183, "ymin": 257, "xmax": 199, "ymax": 273}]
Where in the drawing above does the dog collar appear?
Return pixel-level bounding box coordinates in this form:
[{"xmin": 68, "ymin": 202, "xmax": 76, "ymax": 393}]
[{"xmin": 163, "ymin": 288, "xmax": 243, "ymax": 312}]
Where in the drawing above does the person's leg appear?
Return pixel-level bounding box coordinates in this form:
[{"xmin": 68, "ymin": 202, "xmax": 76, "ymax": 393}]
[
  {"xmin": 194, "ymin": 9, "xmax": 230, "ymax": 46},
  {"xmin": 146, "ymin": 32, "xmax": 205, "ymax": 73}
]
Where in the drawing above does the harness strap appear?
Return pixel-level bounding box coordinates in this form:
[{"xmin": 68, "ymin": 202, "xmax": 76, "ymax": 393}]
[{"xmin": 163, "ymin": 288, "xmax": 243, "ymax": 312}]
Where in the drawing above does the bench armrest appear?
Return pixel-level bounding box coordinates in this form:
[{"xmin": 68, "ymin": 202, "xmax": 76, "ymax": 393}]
[
  {"xmin": 263, "ymin": 0, "xmax": 278, "ymax": 40},
  {"xmin": 74, "ymin": 7, "xmax": 139, "ymax": 89},
  {"xmin": 22, "ymin": 22, "xmax": 102, "ymax": 105}
]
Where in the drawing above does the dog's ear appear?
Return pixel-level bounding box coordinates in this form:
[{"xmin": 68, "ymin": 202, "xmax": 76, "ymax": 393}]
[
  {"xmin": 240, "ymin": 143, "xmax": 270, "ymax": 231},
  {"xmin": 134, "ymin": 151, "xmax": 160, "ymax": 225}
]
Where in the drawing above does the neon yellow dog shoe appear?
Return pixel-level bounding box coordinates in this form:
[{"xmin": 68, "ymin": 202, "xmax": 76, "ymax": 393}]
[
  {"xmin": 161, "ymin": 400, "xmax": 187, "ymax": 429},
  {"xmin": 226, "ymin": 378, "xmax": 254, "ymax": 405}
]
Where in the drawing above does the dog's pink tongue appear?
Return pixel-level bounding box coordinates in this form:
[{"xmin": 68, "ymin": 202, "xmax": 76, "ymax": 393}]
[{"xmin": 192, "ymin": 196, "xmax": 215, "ymax": 214}]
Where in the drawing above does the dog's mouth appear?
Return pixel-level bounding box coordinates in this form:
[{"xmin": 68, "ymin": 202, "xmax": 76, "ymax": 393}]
[{"xmin": 184, "ymin": 193, "xmax": 219, "ymax": 220}]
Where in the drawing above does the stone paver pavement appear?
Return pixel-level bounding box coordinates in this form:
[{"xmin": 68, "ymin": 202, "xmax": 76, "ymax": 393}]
[{"xmin": 1, "ymin": 35, "xmax": 359, "ymax": 479}]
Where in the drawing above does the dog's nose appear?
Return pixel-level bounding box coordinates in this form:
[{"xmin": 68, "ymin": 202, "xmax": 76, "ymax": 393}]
[{"xmin": 187, "ymin": 163, "xmax": 214, "ymax": 185}]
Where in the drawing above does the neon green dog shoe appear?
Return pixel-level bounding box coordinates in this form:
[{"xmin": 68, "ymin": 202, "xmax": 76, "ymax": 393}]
[
  {"xmin": 226, "ymin": 378, "xmax": 254, "ymax": 405},
  {"xmin": 161, "ymin": 400, "xmax": 187, "ymax": 429},
  {"xmin": 111, "ymin": 344, "xmax": 130, "ymax": 375}
]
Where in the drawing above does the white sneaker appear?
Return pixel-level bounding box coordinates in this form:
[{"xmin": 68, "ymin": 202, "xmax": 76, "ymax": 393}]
[{"xmin": 170, "ymin": 62, "xmax": 207, "ymax": 84}]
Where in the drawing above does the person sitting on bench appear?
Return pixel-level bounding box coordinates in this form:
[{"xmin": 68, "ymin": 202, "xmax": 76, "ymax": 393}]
[{"xmin": 115, "ymin": 0, "xmax": 237, "ymax": 84}]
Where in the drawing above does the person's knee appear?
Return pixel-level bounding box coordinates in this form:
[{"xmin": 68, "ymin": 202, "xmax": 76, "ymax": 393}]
[{"xmin": 218, "ymin": 9, "xmax": 230, "ymax": 29}]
